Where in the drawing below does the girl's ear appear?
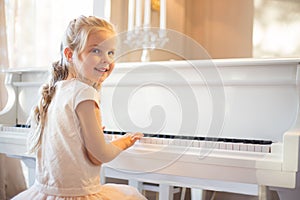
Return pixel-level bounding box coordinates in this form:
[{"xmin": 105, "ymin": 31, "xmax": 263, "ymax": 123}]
[{"xmin": 64, "ymin": 47, "xmax": 73, "ymax": 62}]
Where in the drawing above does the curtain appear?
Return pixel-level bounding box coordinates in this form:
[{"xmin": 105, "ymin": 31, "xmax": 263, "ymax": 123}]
[
  {"xmin": 0, "ymin": 0, "xmax": 8, "ymax": 110},
  {"xmin": 0, "ymin": 2, "xmax": 27, "ymax": 199},
  {"xmin": 4, "ymin": 0, "xmax": 93, "ymax": 68}
]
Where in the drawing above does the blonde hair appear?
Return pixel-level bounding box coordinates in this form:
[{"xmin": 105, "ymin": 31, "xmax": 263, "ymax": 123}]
[{"xmin": 29, "ymin": 16, "xmax": 116, "ymax": 152}]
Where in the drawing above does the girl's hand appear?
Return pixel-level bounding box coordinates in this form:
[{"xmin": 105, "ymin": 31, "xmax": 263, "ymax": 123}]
[{"xmin": 111, "ymin": 132, "xmax": 144, "ymax": 150}]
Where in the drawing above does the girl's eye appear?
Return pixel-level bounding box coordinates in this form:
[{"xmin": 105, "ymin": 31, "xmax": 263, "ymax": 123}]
[
  {"xmin": 108, "ymin": 51, "xmax": 115, "ymax": 57},
  {"xmin": 92, "ymin": 49, "xmax": 101, "ymax": 54}
]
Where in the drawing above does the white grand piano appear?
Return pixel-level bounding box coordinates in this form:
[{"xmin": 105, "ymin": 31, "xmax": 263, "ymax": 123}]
[{"xmin": 1, "ymin": 58, "xmax": 300, "ymax": 200}]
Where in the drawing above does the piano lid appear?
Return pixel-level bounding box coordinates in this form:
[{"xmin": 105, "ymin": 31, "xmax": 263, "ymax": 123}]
[{"xmin": 101, "ymin": 58, "xmax": 300, "ymax": 143}]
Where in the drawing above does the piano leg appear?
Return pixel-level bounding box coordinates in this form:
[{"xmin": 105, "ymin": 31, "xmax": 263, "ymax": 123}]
[
  {"xmin": 20, "ymin": 157, "xmax": 36, "ymax": 187},
  {"xmin": 128, "ymin": 179, "xmax": 143, "ymax": 193},
  {"xmin": 159, "ymin": 184, "xmax": 172, "ymax": 200},
  {"xmin": 191, "ymin": 188, "xmax": 204, "ymax": 200},
  {"xmin": 258, "ymin": 186, "xmax": 277, "ymax": 200},
  {"xmin": 180, "ymin": 187, "xmax": 187, "ymax": 200},
  {"xmin": 100, "ymin": 167, "xmax": 106, "ymax": 185}
]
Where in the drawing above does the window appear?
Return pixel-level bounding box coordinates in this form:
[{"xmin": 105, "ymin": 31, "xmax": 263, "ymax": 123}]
[
  {"xmin": 3, "ymin": 0, "xmax": 94, "ymax": 68},
  {"xmin": 253, "ymin": 0, "xmax": 300, "ymax": 58}
]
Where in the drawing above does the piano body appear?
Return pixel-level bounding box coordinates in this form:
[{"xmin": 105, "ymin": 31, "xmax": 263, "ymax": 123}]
[{"xmin": 0, "ymin": 58, "xmax": 300, "ymax": 199}]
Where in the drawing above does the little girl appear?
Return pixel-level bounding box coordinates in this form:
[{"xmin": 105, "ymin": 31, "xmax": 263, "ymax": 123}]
[{"xmin": 12, "ymin": 15, "xmax": 147, "ymax": 200}]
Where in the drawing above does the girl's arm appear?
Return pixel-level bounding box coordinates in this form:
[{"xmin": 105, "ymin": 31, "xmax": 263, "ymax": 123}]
[{"xmin": 76, "ymin": 100, "xmax": 143, "ymax": 165}]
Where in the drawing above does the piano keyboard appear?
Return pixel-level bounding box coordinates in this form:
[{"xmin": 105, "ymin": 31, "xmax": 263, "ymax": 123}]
[
  {"xmin": 103, "ymin": 131, "xmax": 272, "ymax": 153},
  {"xmin": 0, "ymin": 125, "xmax": 32, "ymax": 157},
  {"xmin": 0, "ymin": 126, "xmax": 272, "ymax": 154},
  {"xmin": 0, "ymin": 126, "xmax": 30, "ymax": 139}
]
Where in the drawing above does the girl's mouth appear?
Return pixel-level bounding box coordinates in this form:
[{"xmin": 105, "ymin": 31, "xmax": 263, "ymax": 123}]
[{"xmin": 95, "ymin": 68, "xmax": 108, "ymax": 73}]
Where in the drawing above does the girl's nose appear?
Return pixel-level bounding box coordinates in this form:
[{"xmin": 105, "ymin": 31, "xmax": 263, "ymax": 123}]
[
  {"xmin": 101, "ymin": 56, "xmax": 108, "ymax": 64},
  {"xmin": 101, "ymin": 54, "xmax": 111, "ymax": 64}
]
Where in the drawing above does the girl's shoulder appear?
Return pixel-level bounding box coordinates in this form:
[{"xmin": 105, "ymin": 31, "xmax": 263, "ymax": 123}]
[
  {"xmin": 63, "ymin": 79, "xmax": 100, "ymax": 107},
  {"xmin": 57, "ymin": 79, "xmax": 96, "ymax": 93}
]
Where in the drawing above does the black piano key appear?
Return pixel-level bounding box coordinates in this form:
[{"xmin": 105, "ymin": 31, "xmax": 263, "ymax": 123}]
[{"xmin": 15, "ymin": 124, "xmax": 31, "ymax": 128}]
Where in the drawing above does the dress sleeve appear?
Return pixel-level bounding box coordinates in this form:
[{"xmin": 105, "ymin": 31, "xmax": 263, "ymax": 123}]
[{"xmin": 74, "ymin": 86, "xmax": 100, "ymax": 109}]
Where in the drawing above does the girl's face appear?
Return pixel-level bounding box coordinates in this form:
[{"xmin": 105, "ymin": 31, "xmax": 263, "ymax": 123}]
[{"xmin": 74, "ymin": 30, "xmax": 116, "ymax": 85}]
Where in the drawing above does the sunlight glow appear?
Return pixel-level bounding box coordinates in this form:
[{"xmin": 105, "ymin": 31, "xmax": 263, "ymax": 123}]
[{"xmin": 253, "ymin": 0, "xmax": 300, "ymax": 57}]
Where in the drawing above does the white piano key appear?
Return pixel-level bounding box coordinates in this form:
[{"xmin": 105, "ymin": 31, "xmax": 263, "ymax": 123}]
[
  {"xmin": 173, "ymin": 139, "xmax": 181, "ymax": 146},
  {"xmin": 247, "ymin": 144, "xmax": 255, "ymax": 152},
  {"xmin": 139, "ymin": 137, "xmax": 146, "ymax": 143},
  {"xmin": 261, "ymin": 145, "xmax": 271, "ymax": 153},
  {"xmin": 104, "ymin": 134, "xmax": 112, "ymax": 141},
  {"xmin": 239, "ymin": 144, "xmax": 248, "ymax": 152},
  {"xmin": 167, "ymin": 139, "xmax": 175, "ymax": 146},
  {"xmin": 198, "ymin": 141, "xmax": 204, "ymax": 148},
  {"xmin": 254, "ymin": 145, "xmax": 262, "ymax": 152},
  {"xmin": 145, "ymin": 138, "xmax": 153, "ymax": 144},
  {"xmin": 233, "ymin": 143, "xmax": 240, "ymax": 151},
  {"xmin": 192, "ymin": 140, "xmax": 200, "ymax": 148},
  {"xmin": 219, "ymin": 142, "xmax": 227, "ymax": 150},
  {"xmin": 180, "ymin": 139, "xmax": 186, "ymax": 146},
  {"xmin": 149, "ymin": 138, "xmax": 157, "ymax": 144},
  {"xmin": 226, "ymin": 143, "xmax": 233, "ymax": 150},
  {"xmin": 213, "ymin": 142, "xmax": 220, "ymax": 149},
  {"xmin": 205, "ymin": 141, "xmax": 215, "ymax": 149},
  {"xmin": 203, "ymin": 141, "xmax": 209, "ymax": 148},
  {"xmin": 180, "ymin": 139, "xmax": 192, "ymax": 147},
  {"xmin": 144, "ymin": 137, "xmax": 152, "ymax": 144},
  {"xmin": 112, "ymin": 135, "xmax": 121, "ymax": 140},
  {"xmin": 162, "ymin": 138, "xmax": 172, "ymax": 145},
  {"xmin": 153, "ymin": 138, "xmax": 163, "ymax": 145}
]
